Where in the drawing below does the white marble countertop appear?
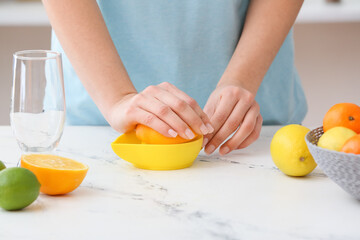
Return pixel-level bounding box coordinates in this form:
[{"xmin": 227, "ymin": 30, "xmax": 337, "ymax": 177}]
[{"xmin": 0, "ymin": 126, "xmax": 359, "ymax": 240}]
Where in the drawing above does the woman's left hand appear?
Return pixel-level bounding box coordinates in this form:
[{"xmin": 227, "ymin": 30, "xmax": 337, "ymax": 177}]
[{"xmin": 203, "ymin": 83, "xmax": 263, "ymax": 155}]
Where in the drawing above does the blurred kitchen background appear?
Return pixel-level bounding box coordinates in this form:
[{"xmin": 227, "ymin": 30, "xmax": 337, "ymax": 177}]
[{"xmin": 0, "ymin": 0, "xmax": 359, "ymax": 127}]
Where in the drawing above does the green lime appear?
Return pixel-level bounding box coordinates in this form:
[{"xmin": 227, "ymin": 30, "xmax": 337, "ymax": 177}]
[
  {"xmin": 0, "ymin": 161, "xmax": 5, "ymax": 171},
  {"xmin": 0, "ymin": 167, "xmax": 40, "ymax": 211}
]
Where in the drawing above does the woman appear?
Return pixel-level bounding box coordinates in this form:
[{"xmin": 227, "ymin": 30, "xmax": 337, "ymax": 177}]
[{"xmin": 43, "ymin": 0, "xmax": 307, "ymax": 155}]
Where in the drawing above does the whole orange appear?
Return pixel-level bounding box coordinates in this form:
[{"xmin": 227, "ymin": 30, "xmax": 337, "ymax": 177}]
[
  {"xmin": 341, "ymin": 134, "xmax": 360, "ymax": 154},
  {"xmin": 135, "ymin": 124, "xmax": 197, "ymax": 144},
  {"xmin": 323, "ymin": 103, "xmax": 360, "ymax": 133}
]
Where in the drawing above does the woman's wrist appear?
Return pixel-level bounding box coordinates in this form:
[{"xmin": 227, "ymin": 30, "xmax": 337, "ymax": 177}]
[
  {"xmin": 103, "ymin": 91, "xmax": 137, "ymax": 125},
  {"xmin": 218, "ymin": 65, "xmax": 263, "ymax": 96}
]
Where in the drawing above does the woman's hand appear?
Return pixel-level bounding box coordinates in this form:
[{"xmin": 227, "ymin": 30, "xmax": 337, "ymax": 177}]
[
  {"xmin": 203, "ymin": 83, "xmax": 263, "ymax": 155},
  {"xmin": 108, "ymin": 82, "xmax": 214, "ymax": 139}
]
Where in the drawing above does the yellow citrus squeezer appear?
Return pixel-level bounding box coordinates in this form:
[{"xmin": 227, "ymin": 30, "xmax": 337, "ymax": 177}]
[{"xmin": 111, "ymin": 131, "xmax": 203, "ymax": 170}]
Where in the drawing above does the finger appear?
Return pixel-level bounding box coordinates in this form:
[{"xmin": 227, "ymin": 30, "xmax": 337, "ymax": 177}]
[
  {"xmin": 219, "ymin": 104, "xmax": 261, "ymax": 155},
  {"xmin": 131, "ymin": 108, "xmax": 178, "ymax": 138},
  {"xmin": 158, "ymin": 82, "xmax": 214, "ymax": 134},
  {"xmin": 145, "ymin": 86, "xmax": 208, "ymax": 138},
  {"xmin": 201, "ymin": 96, "xmax": 218, "ymax": 148},
  {"xmin": 135, "ymin": 93, "xmax": 194, "ymax": 140},
  {"xmin": 236, "ymin": 114, "xmax": 263, "ymax": 150},
  {"xmin": 203, "ymin": 94, "xmax": 217, "ymax": 121},
  {"xmin": 203, "ymin": 94, "xmax": 239, "ymax": 153},
  {"xmin": 206, "ymin": 93, "xmax": 237, "ymax": 138},
  {"xmin": 205, "ymin": 100, "xmax": 255, "ymax": 155}
]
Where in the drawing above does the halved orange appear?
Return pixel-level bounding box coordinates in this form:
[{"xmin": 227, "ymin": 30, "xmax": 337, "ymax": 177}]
[
  {"xmin": 135, "ymin": 124, "xmax": 198, "ymax": 144},
  {"xmin": 21, "ymin": 154, "xmax": 88, "ymax": 195}
]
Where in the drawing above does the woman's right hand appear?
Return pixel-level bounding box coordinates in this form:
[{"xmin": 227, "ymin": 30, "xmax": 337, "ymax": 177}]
[{"xmin": 107, "ymin": 82, "xmax": 214, "ymax": 139}]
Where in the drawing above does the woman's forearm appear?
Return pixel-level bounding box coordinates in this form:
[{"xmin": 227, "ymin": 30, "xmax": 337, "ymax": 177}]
[
  {"xmin": 219, "ymin": 0, "xmax": 304, "ymax": 94},
  {"xmin": 42, "ymin": 0, "xmax": 136, "ymax": 120}
]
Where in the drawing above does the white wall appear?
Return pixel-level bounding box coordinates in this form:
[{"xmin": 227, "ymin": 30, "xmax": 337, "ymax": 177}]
[
  {"xmin": 0, "ymin": 23, "xmax": 359, "ymax": 127},
  {"xmin": 294, "ymin": 23, "xmax": 360, "ymax": 127},
  {"xmin": 0, "ymin": 26, "xmax": 51, "ymax": 125}
]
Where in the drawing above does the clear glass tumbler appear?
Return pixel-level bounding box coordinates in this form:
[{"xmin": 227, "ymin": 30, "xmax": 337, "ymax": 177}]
[{"xmin": 10, "ymin": 50, "xmax": 66, "ymax": 153}]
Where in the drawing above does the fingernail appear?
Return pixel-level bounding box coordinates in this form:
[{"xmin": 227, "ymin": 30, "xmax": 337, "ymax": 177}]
[
  {"xmin": 200, "ymin": 124, "xmax": 208, "ymax": 135},
  {"xmin": 221, "ymin": 146, "xmax": 230, "ymax": 155},
  {"xmin": 168, "ymin": 129, "xmax": 178, "ymax": 138},
  {"xmin": 185, "ymin": 128, "xmax": 195, "ymax": 139},
  {"xmin": 206, "ymin": 123, "xmax": 214, "ymax": 133},
  {"xmin": 202, "ymin": 138, "xmax": 208, "ymax": 148},
  {"xmin": 206, "ymin": 145, "xmax": 215, "ymax": 154}
]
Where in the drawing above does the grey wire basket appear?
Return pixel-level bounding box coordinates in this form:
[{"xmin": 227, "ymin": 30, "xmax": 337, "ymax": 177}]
[{"xmin": 306, "ymin": 126, "xmax": 360, "ymax": 200}]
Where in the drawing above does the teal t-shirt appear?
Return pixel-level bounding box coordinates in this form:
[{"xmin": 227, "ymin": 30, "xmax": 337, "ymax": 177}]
[{"xmin": 52, "ymin": 0, "xmax": 307, "ymax": 125}]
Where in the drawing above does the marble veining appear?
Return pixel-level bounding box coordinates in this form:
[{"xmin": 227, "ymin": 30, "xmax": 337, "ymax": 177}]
[{"xmin": 0, "ymin": 126, "xmax": 359, "ymax": 240}]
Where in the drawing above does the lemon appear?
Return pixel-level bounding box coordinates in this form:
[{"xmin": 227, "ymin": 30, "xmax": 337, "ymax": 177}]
[
  {"xmin": 318, "ymin": 126, "xmax": 356, "ymax": 152},
  {"xmin": 0, "ymin": 167, "xmax": 40, "ymax": 211},
  {"xmin": 0, "ymin": 161, "xmax": 5, "ymax": 171},
  {"xmin": 270, "ymin": 124, "xmax": 317, "ymax": 176}
]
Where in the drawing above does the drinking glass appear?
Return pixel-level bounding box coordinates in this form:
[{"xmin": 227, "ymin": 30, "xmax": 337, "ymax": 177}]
[{"xmin": 10, "ymin": 50, "xmax": 66, "ymax": 153}]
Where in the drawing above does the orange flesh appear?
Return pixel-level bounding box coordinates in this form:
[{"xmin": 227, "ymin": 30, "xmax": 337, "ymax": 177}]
[{"xmin": 21, "ymin": 154, "xmax": 88, "ymax": 195}]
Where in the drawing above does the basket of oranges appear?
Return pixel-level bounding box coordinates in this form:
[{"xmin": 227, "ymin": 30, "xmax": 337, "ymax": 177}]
[{"xmin": 305, "ymin": 103, "xmax": 360, "ymax": 200}]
